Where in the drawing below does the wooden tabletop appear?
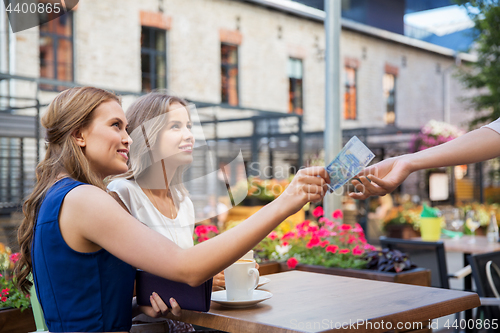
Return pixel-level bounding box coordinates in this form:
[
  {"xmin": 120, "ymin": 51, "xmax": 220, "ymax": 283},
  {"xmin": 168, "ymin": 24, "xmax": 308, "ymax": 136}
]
[
  {"xmin": 168, "ymin": 270, "xmax": 480, "ymax": 333},
  {"xmin": 439, "ymin": 236, "xmax": 500, "ymax": 254}
]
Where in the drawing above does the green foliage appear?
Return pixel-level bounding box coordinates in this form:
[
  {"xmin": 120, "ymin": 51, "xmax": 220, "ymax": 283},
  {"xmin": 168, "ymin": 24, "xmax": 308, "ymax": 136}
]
[
  {"xmin": 455, "ymin": 1, "xmax": 500, "ymax": 127},
  {"xmin": 0, "ymin": 245, "xmax": 31, "ymax": 311}
]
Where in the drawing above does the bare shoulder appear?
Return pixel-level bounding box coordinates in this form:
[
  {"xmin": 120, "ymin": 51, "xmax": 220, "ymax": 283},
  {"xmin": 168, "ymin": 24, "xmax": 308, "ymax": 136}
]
[{"xmin": 63, "ymin": 184, "xmax": 127, "ymax": 218}]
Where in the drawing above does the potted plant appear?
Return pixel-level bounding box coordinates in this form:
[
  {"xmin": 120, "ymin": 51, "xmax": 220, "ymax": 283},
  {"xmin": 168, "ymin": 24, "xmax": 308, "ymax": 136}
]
[
  {"xmin": 382, "ymin": 206, "xmax": 421, "ymax": 239},
  {"xmin": 255, "ymin": 207, "xmax": 431, "ymax": 286},
  {"xmin": 0, "ymin": 243, "xmax": 35, "ymax": 333}
]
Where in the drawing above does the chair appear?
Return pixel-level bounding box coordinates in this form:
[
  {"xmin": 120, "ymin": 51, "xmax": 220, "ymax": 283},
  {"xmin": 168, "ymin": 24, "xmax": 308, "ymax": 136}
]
[
  {"xmin": 29, "ymin": 283, "xmax": 48, "ymax": 332},
  {"xmin": 467, "ymin": 251, "xmax": 500, "ymax": 327},
  {"xmin": 379, "ymin": 237, "xmax": 470, "ymax": 289}
]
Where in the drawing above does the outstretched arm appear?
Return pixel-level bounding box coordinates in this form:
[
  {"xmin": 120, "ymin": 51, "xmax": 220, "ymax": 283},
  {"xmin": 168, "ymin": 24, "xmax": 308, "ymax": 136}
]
[
  {"xmin": 63, "ymin": 167, "xmax": 330, "ymax": 287},
  {"xmin": 350, "ymin": 127, "xmax": 500, "ymax": 200}
]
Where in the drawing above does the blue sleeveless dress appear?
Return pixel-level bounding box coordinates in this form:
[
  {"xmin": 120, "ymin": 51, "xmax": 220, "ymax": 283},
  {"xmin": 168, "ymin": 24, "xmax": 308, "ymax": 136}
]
[{"xmin": 32, "ymin": 178, "xmax": 136, "ymax": 332}]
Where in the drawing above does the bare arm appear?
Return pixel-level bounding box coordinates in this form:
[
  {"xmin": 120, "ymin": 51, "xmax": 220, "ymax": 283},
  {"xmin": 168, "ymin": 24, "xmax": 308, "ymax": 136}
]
[
  {"xmin": 62, "ymin": 167, "xmax": 329, "ymax": 287},
  {"xmin": 350, "ymin": 127, "xmax": 500, "ymax": 200}
]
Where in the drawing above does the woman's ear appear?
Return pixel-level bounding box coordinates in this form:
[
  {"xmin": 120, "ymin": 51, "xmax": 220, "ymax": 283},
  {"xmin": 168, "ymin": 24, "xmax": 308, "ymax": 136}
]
[{"xmin": 72, "ymin": 128, "xmax": 86, "ymax": 147}]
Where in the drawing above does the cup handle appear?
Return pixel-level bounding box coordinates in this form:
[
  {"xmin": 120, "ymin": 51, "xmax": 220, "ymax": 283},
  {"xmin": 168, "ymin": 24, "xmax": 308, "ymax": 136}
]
[{"xmin": 248, "ymin": 268, "xmax": 260, "ymax": 292}]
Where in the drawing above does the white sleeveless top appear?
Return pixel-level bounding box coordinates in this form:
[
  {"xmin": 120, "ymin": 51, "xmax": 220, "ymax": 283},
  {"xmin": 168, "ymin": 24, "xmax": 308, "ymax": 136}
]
[{"xmin": 107, "ymin": 178, "xmax": 195, "ymax": 249}]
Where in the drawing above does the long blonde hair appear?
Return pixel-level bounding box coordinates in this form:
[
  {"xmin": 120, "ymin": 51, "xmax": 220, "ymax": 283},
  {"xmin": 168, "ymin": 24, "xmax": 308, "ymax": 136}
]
[
  {"xmin": 119, "ymin": 91, "xmax": 190, "ymax": 202},
  {"xmin": 15, "ymin": 87, "xmax": 121, "ymax": 295}
]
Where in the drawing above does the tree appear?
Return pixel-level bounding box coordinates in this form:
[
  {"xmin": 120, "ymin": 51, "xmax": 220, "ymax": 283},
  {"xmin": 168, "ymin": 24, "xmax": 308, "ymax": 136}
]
[{"xmin": 456, "ymin": 0, "xmax": 500, "ymax": 127}]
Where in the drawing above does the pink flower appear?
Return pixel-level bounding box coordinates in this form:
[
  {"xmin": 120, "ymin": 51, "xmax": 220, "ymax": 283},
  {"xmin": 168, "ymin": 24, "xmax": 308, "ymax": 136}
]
[
  {"xmin": 267, "ymin": 231, "xmax": 278, "ymax": 240},
  {"xmin": 339, "ymin": 248, "xmax": 350, "ymax": 254},
  {"xmin": 195, "ymin": 225, "xmax": 208, "ymax": 237},
  {"xmin": 340, "ymin": 224, "xmax": 352, "ymax": 231},
  {"xmin": 282, "ymin": 231, "xmax": 296, "ymax": 240},
  {"xmin": 9, "ymin": 253, "xmax": 20, "ymax": 263},
  {"xmin": 312, "ymin": 206, "xmax": 324, "ymax": 218},
  {"xmin": 347, "ymin": 235, "xmax": 356, "ymax": 244},
  {"xmin": 2, "ymin": 288, "xmax": 9, "ymax": 295},
  {"xmin": 319, "ymin": 240, "xmax": 329, "ymax": 247},
  {"xmin": 282, "ymin": 241, "xmax": 289, "ymax": 247},
  {"xmin": 306, "ymin": 236, "xmax": 321, "ymax": 249},
  {"xmin": 317, "ymin": 228, "xmax": 330, "ymax": 238},
  {"xmin": 207, "ymin": 225, "xmax": 219, "ymax": 233},
  {"xmin": 307, "ymin": 225, "xmax": 318, "ymax": 233},
  {"xmin": 352, "ymin": 245, "xmax": 363, "ymax": 256},
  {"xmin": 364, "ymin": 244, "xmax": 377, "ymax": 251},
  {"xmin": 325, "ymin": 245, "xmax": 339, "ymax": 253},
  {"xmin": 198, "ymin": 236, "xmax": 209, "ymax": 242},
  {"xmin": 352, "ymin": 224, "xmax": 363, "ymax": 233},
  {"xmin": 332, "ymin": 209, "xmax": 343, "ymax": 220},
  {"xmin": 287, "ymin": 257, "xmax": 299, "ymax": 269}
]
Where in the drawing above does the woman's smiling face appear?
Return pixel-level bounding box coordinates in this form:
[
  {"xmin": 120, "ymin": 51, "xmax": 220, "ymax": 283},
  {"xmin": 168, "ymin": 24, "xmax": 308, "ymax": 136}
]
[
  {"xmin": 76, "ymin": 100, "xmax": 132, "ymax": 178},
  {"xmin": 153, "ymin": 102, "xmax": 195, "ymax": 167}
]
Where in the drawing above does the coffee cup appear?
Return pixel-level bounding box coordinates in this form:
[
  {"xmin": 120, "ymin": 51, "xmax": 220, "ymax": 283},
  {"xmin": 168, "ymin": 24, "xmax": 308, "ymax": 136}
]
[{"xmin": 224, "ymin": 259, "xmax": 259, "ymax": 301}]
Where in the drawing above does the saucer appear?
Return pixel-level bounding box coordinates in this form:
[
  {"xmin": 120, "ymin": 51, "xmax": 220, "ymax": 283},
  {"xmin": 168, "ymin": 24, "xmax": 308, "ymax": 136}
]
[
  {"xmin": 257, "ymin": 277, "xmax": 270, "ymax": 288},
  {"xmin": 211, "ymin": 290, "xmax": 273, "ymax": 308}
]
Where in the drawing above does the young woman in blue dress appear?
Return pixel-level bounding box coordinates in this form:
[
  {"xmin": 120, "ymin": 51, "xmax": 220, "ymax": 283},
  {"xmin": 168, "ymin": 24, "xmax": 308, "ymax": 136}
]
[{"xmin": 15, "ymin": 87, "xmax": 330, "ymax": 332}]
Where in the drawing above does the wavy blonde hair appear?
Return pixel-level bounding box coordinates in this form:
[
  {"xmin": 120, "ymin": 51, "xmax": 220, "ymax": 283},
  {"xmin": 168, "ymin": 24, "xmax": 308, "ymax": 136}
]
[{"xmin": 15, "ymin": 87, "xmax": 121, "ymax": 295}]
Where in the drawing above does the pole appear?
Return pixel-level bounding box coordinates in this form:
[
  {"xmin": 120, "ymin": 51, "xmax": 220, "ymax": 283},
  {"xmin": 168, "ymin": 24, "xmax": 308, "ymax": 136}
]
[{"xmin": 324, "ymin": 0, "xmax": 342, "ymax": 217}]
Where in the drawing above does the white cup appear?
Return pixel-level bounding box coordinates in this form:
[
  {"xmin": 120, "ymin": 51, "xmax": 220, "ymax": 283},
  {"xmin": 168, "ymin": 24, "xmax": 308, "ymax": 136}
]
[{"xmin": 224, "ymin": 259, "xmax": 259, "ymax": 301}]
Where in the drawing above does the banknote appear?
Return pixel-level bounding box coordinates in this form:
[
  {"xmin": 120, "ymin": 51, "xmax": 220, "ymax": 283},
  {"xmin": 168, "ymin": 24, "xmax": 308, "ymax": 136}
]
[{"xmin": 325, "ymin": 136, "xmax": 375, "ymax": 192}]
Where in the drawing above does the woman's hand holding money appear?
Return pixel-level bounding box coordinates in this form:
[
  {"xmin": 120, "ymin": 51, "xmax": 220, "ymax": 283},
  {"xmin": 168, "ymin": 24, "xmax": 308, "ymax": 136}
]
[
  {"xmin": 278, "ymin": 166, "xmax": 330, "ymax": 216},
  {"xmin": 349, "ymin": 155, "xmax": 413, "ymax": 200}
]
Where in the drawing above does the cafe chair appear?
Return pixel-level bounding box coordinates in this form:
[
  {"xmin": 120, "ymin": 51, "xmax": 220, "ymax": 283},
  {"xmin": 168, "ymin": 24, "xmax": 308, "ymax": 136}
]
[
  {"xmin": 29, "ymin": 283, "xmax": 48, "ymax": 332},
  {"xmin": 379, "ymin": 237, "xmax": 470, "ymax": 289},
  {"xmin": 467, "ymin": 251, "xmax": 500, "ymax": 329}
]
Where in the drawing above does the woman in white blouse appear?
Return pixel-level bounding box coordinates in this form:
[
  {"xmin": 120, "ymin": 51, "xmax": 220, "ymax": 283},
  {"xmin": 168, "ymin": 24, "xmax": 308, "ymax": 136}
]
[
  {"xmin": 107, "ymin": 92, "xmax": 220, "ymax": 333},
  {"xmin": 350, "ymin": 119, "xmax": 500, "ymax": 199}
]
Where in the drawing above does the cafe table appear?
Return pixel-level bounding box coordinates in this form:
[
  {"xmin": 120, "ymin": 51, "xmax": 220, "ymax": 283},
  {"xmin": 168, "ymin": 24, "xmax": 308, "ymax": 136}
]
[{"xmin": 167, "ymin": 270, "xmax": 480, "ymax": 333}]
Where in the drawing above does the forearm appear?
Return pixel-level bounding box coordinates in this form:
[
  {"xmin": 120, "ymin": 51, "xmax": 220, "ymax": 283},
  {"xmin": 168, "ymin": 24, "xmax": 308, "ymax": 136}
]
[
  {"xmin": 407, "ymin": 128, "xmax": 500, "ymax": 172},
  {"xmin": 173, "ymin": 197, "xmax": 291, "ymax": 286}
]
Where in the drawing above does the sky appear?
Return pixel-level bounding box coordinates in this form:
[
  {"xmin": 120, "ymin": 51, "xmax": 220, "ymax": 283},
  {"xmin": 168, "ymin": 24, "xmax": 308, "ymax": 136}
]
[{"xmin": 404, "ymin": 5, "xmax": 478, "ymax": 36}]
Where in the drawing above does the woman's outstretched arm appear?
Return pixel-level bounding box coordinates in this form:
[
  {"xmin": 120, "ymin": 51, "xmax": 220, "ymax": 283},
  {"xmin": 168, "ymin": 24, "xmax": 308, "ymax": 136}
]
[
  {"xmin": 349, "ymin": 127, "xmax": 500, "ymax": 200},
  {"xmin": 62, "ymin": 167, "xmax": 330, "ymax": 286}
]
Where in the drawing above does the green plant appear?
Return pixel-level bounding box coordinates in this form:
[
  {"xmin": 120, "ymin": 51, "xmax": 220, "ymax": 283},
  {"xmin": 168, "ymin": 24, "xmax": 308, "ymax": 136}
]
[
  {"xmin": 255, "ymin": 208, "xmax": 377, "ymax": 270},
  {"xmin": 0, "ymin": 243, "xmax": 30, "ymax": 310}
]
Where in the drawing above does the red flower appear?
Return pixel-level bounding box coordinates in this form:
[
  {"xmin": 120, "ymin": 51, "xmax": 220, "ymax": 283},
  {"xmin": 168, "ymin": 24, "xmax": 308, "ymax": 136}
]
[
  {"xmin": 306, "ymin": 236, "xmax": 321, "ymax": 249},
  {"xmin": 340, "ymin": 224, "xmax": 352, "ymax": 231},
  {"xmin": 2, "ymin": 288, "xmax": 9, "ymax": 295},
  {"xmin": 307, "ymin": 225, "xmax": 318, "ymax": 233},
  {"xmin": 319, "ymin": 240, "xmax": 329, "ymax": 247},
  {"xmin": 282, "ymin": 241, "xmax": 289, "ymax": 247},
  {"xmin": 198, "ymin": 236, "xmax": 209, "ymax": 242},
  {"xmin": 287, "ymin": 257, "xmax": 299, "ymax": 269},
  {"xmin": 317, "ymin": 228, "xmax": 330, "ymax": 238},
  {"xmin": 332, "ymin": 209, "xmax": 343, "ymax": 220},
  {"xmin": 282, "ymin": 231, "xmax": 296, "ymax": 240},
  {"xmin": 1, "ymin": 297, "xmax": 6, "ymax": 302},
  {"xmin": 312, "ymin": 206, "xmax": 324, "ymax": 218},
  {"xmin": 267, "ymin": 231, "xmax": 278, "ymax": 240},
  {"xmin": 9, "ymin": 253, "xmax": 20, "ymax": 263},
  {"xmin": 195, "ymin": 225, "xmax": 208, "ymax": 237},
  {"xmin": 325, "ymin": 245, "xmax": 339, "ymax": 253},
  {"xmin": 352, "ymin": 245, "xmax": 363, "ymax": 256},
  {"xmin": 207, "ymin": 225, "xmax": 219, "ymax": 233},
  {"xmin": 339, "ymin": 248, "xmax": 350, "ymax": 254}
]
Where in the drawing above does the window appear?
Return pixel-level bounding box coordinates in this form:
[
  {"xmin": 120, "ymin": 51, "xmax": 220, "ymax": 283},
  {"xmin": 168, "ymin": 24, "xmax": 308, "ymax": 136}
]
[
  {"xmin": 288, "ymin": 58, "xmax": 303, "ymax": 115},
  {"xmin": 221, "ymin": 44, "xmax": 239, "ymax": 106},
  {"xmin": 383, "ymin": 73, "xmax": 396, "ymax": 124},
  {"xmin": 141, "ymin": 26, "xmax": 167, "ymax": 92},
  {"xmin": 344, "ymin": 67, "xmax": 357, "ymax": 120},
  {"xmin": 39, "ymin": 11, "xmax": 73, "ymax": 90}
]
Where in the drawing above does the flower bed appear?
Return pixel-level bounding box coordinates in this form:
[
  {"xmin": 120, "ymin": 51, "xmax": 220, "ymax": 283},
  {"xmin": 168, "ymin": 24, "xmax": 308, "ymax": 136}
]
[{"xmin": 0, "ymin": 243, "xmax": 30, "ymax": 311}]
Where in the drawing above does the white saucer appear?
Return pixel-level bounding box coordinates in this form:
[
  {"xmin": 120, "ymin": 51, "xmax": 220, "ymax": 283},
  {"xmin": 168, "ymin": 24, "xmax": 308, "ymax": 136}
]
[
  {"xmin": 211, "ymin": 290, "xmax": 273, "ymax": 308},
  {"xmin": 257, "ymin": 277, "xmax": 270, "ymax": 288}
]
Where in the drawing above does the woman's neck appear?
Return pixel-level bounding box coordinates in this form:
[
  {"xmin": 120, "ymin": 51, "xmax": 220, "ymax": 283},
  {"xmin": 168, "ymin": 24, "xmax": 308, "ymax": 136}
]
[{"xmin": 136, "ymin": 159, "xmax": 177, "ymax": 191}]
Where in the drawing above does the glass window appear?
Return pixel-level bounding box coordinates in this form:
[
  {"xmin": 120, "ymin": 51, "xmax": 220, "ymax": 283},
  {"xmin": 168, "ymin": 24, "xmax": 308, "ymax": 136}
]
[
  {"xmin": 344, "ymin": 67, "xmax": 357, "ymax": 120},
  {"xmin": 39, "ymin": 12, "xmax": 73, "ymax": 90},
  {"xmin": 221, "ymin": 44, "xmax": 239, "ymax": 106},
  {"xmin": 383, "ymin": 73, "xmax": 396, "ymax": 124},
  {"xmin": 288, "ymin": 58, "xmax": 303, "ymax": 115},
  {"xmin": 141, "ymin": 26, "xmax": 167, "ymax": 92}
]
